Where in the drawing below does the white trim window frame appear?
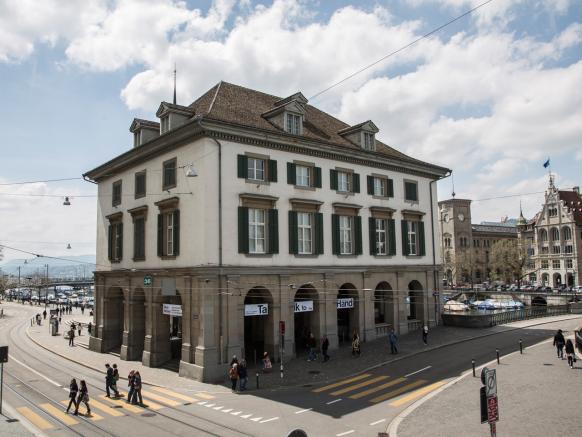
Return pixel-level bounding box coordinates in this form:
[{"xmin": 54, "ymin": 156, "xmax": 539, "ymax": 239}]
[
  {"xmin": 297, "ymin": 212, "xmax": 313, "ymax": 254},
  {"xmin": 375, "ymin": 218, "xmax": 387, "ymax": 255},
  {"xmin": 286, "ymin": 113, "xmax": 301, "ymax": 135},
  {"xmin": 408, "ymin": 220, "xmax": 418, "ymax": 256},
  {"xmin": 552, "ymin": 259, "xmax": 560, "ymax": 269},
  {"xmin": 339, "ymin": 215, "xmax": 353, "ymax": 255},
  {"xmin": 373, "ymin": 177, "xmax": 386, "ymax": 197},
  {"xmin": 248, "ymin": 208, "xmax": 266, "ymax": 254},
  {"xmin": 337, "ymin": 171, "xmax": 351, "ymax": 193},
  {"xmin": 296, "ymin": 165, "xmax": 311, "ymax": 188},
  {"xmin": 566, "ymin": 259, "xmax": 573, "ymax": 268},
  {"xmin": 247, "ymin": 157, "xmax": 265, "ymax": 181},
  {"xmin": 166, "ymin": 212, "xmax": 174, "ymax": 256}
]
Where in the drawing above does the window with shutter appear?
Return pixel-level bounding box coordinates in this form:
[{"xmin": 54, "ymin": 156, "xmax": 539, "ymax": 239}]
[
  {"xmin": 156, "ymin": 208, "xmax": 180, "ymax": 258},
  {"xmin": 133, "ymin": 216, "xmax": 146, "ymax": 260},
  {"xmin": 112, "ymin": 180, "xmax": 122, "ymax": 206},
  {"xmin": 238, "ymin": 207, "xmax": 249, "ymax": 253},
  {"xmin": 288, "ymin": 211, "xmax": 298, "ymax": 254},
  {"xmin": 314, "ymin": 167, "xmax": 322, "ymax": 188},
  {"xmin": 268, "ymin": 160, "xmax": 278, "ymax": 182},
  {"xmin": 353, "ymin": 173, "xmax": 360, "ymax": 193},
  {"xmin": 287, "ymin": 163, "xmax": 296, "ymax": 185},
  {"xmin": 330, "ymin": 169, "xmax": 338, "ymax": 190},
  {"xmin": 162, "ymin": 158, "xmax": 177, "ymax": 190},
  {"xmin": 134, "ymin": 171, "xmax": 146, "ymax": 199},
  {"xmin": 315, "ymin": 212, "xmax": 324, "ymax": 254},
  {"xmin": 404, "ymin": 181, "xmax": 418, "ymax": 202},
  {"xmin": 268, "ymin": 208, "xmax": 279, "ymax": 254},
  {"xmin": 297, "ymin": 212, "xmax": 312, "ymax": 254}
]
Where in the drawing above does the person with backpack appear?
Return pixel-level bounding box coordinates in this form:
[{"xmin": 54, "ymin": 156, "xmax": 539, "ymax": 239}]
[
  {"xmin": 229, "ymin": 363, "xmax": 239, "ymax": 392},
  {"xmin": 74, "ymin": 380, "xmax": 91, "ymax": 416},
  {"xmin": 131, "ymin": 371, "xmax": 143, "ymax": 405},
  {"xmin": 553, "ymin": 329, "xmax": 565, "ymax": 359},
  {"xmin": 65, "ymin": 378, "xmax": 78, "ymax": 413},
  {"xmin": 111, "ymin": 364, "xmax": 120, "ymax": 396},
  {"xmin": 565, "ymin": 339, "xmax": 576, "ymax": 368}
]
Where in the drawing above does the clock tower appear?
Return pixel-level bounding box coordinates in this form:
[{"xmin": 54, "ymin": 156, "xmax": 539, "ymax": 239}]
[{"xmin": 438, "ymin": 198, "xmax": 473, "ymax": 285}]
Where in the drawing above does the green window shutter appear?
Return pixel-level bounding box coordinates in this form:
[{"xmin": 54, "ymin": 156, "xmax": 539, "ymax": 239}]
[
  {"xmin": 108, "ymin": 224, "xmax": 113, "ymax": 260},
  {"xmin": 237, "ymin": 155, "xmax": 248, "ymax": 179},
  {"xmin": 315, "ymin": 212, "xmax": 324, "ymax": 254},
  {"xmin": 367, "ymin": 176, "xmax": 374, "ymax": 195},
  {"xmin": 173, "ymin": 210, "xmax": 180, "ymax": 256},
  {"xmin": 354, "ymin": 216, "xmax": 362, "ymax": 255},
  {"xmin": 388, "ymin": 219, "xmax": 396, "ymax": 256},
  {"xmin": 418, "ymin": 221, "xmax": 426, "ymax": 256},
  {"xmin": 118, "ymin": 223, "xmax": 123, "ymax": 260},
  {"xmin": 268, "ymin": 160, "xmax": 278, "ymax": 182},
  {"xmin": 268, "ymin": 209, "xmax": 279, "ymax": 254},
  {"xmin": 288, "ymin": 211, "xmax": 298, "ymax": 254},
  {"xmin": 401, "ymin": 220, "xmax": 409, "ymax": 256},
  {"xmin": 332, "ymin": 214, "xmax": 340, "ymax": 255},
  {"xmin": 287, "ymin": 162, "xmax": 296, "ymax": 185},
  {"xmin": 388, "ymin": 179, "xmax": 394, "ymax": 198},
  {"xmin": 405, "ymin": 182, "xmax": 418, "ymax": 201},
  {"xmin": 157, "ymin": 214, "xmax": 163, "ymax": 256},
  {"xmin": 353, "ymin": 173, "xmax": 360, "ymax": 193},
  {"xmin": 368, "ymin": 217, "xmax": 376, "ymax": 255},
  {"xmin": 330, "ymin": 169, "xmax": 338, "ymax": 190},
  {"xmin": 238, "ymin": 207, "xmax": 249, "ymax": 254},
  {"xmin": 314, "ymin": 167, "xmax": 322, "ymax": 188}
]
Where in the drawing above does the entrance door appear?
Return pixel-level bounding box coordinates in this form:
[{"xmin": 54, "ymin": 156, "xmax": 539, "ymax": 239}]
[
  {"xmin": 244, "ymin": 287, "xmax": 273, "ymax": 367},
  {"xmin": 294, "ymin": 286, "xmax": 318, "ymax": 355}
]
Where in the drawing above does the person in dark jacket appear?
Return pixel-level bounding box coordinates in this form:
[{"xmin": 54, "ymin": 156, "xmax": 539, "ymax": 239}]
[
  {"xmin": 321, "ymin": 335, "xmax": 330, "ymax": 362},
  {"xmin": 389, "ymin": 330, "xmax": 398, "ymax": 354},
  {"xmin": 74, "ymin": 380, "xmax": 91, "ymax": 416},
  {"xmin": 111, "ymin": 364, "xmax": 120, "ymax": 397},
  {"xmin": 565, "ymin": 339, "xmax": 576, "ymax": 368},
  {"xmin": 127, "ymin": 370, "xmax": 135, "ymax": 403},
  {"xmin": 105, "ymin": 363, "xmax": 115, "ymax": 397},
  {"xmin": 65, "ymin": 378, "xmax": 78, "ymax": 413},
  {"xmin": 553, "ymin": 329, "xmax": 565, "ymax": 358},
  {"xmin": 131, "ymin": 371, "xmax": 143, "ymax": 405},
  {"xmin": 230, "ymin": 355, "xmax": 239, "ymax": 367},
  {"xmin": 307, "ymin": 333, "xmax": 317, "ymax": 361},
  {"xmin": 238, "ymin": 359, "xmax": 248, "ymax": 391}
]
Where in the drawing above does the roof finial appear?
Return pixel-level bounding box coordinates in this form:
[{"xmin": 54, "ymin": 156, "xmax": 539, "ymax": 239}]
[{"xmin": 173, "ymin": 63, "xmax": 177, "ymax": 105}]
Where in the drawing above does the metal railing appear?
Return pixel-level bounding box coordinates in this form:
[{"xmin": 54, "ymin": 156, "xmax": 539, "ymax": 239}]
[
  {"xmin": 375, "ymin": 323, "xmax": 392, "ymax": 337},
  {"xmin": 487, "ymin": 305, "xmax": 570, "ymax": 327},
  {"xmin": 407, "ymin": 319, "xmax": 422, "ymax": 331}
]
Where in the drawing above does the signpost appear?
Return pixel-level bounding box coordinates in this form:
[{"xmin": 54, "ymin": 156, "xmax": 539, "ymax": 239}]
[
  {"xmin": 162, "ymin": 303, "xmax": 183, "ymax": 317},
  {"xmin": 279, "ymin": 321, "xmax": 285, "ymax": 379},
  {"xmin": 294, "ymin": 300, "xmax": 314, "ymax": 313},
  {"xmin": 480, "ymin": 367, "xmax": 499, "ymax": 437},
  {"xmin": 0, "ymin": 345, "xmax": 8, "ymax": 415},
  {"xmin": 143, "ymin": 276, "xmax": 152, "ymax": 286},
  {"xmin": 336, "ymin": 298, "xmax": 354, "ymax": 309},
  {"xmin": 244, "ymin": 303, "xmax": 269, "ymax": 316}
]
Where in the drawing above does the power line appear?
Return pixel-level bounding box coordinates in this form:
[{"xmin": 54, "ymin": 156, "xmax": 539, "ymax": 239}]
[
  {"xmin": 0, "ymin": 177, "xmax": 83, "ymax": 186},
  {"xmin": 309, "ymin": 0, "xmax": 496, "ymax": 100}
]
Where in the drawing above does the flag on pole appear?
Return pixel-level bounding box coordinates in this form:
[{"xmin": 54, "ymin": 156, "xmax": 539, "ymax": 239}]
[{"xmin": 543, "ymin": 158, "xmax": 550, "ymax": 168}]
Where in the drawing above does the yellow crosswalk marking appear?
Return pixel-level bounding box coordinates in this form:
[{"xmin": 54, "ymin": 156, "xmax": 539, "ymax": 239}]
[
  {"xmin": 89, "ymin": 399, "xmax": 126, "ymax": 417},
  {"xmin": 349, "ymin": 377, "xmax": 406, "ymax": 400},
  {"xmin": 370, "ymin": 380, "xmax": 426, "ymax": 403},
  {"xmin": 99, "ymin": 395, "xmax": 144, "ymax": 413},
  {"xmin": 195, "ymin": 392, "xmax": 215, "ymax": 400},
  {"xmin": 39, "ymin": 403, "xmax": 79, "ymax": 426},
  {"xmin": 312, "ymin": 374, "xmax": 372, "ymax": 393},
  {"xmin": 152, "ymin": 387, "xmax": 197, "ymax": 403},
  {"xmin": 141, "ymin": 391, "xmax": 181, "ymax": 407},
  {"xmin": 59, "ymin": 401, "xmax": 104, "ymax": 421},
  {"xmin": 117, "ymin": 392, "xmax": 163, "ymax": 410},
  {"xmin": 389, "ymin": 381, "xmax": 447, "ymax": 407},
  {"xmin": 16, "ymin": 407, "xmax": 54, "ymax": 430},
  {"xmin": 330, "ymin": 375, "xmax": 390, "ymax": 396}
]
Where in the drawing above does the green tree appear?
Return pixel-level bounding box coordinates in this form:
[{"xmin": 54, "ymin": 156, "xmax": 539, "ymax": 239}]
[{"xmin": 490, "ymin": 239, "xmax": 529, "ymax": 289}]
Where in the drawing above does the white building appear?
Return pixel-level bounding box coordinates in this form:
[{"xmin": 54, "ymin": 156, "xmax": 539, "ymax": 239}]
[{"xmin": 84, "ymin": 82, "xmax": 450, "ymax": 381}]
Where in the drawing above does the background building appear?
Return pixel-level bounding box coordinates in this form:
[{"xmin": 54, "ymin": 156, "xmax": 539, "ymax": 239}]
[{"xmin": 84, "ymin": 82, "xmax": 450, "ymax": 381}]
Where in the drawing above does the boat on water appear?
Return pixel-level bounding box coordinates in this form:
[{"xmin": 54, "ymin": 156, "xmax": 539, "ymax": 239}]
[{"xmin": 443, "ymin": 300, "xmax": 470, "ymax": 311}]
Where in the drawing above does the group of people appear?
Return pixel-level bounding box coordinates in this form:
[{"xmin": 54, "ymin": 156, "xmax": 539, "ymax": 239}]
[
  {"xmin": 67, "ymin": 322, "xmax": 83, "ymax": 346},
  {"xmin": 305, "ymin": 332, "xmax": 330, "ymax": 362},
  {"xmin": 228, "ymin": 355, "xmax": 249, "ymax": 392},
  {"xmin": 66, "ymin": 379, "xmax": 90, "ymax": 416},
  {"xmin": 553, "ymin": 329, "xmax": 577, "ymax": 368}
]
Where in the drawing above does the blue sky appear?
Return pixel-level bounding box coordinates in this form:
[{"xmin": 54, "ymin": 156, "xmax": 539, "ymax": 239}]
[{"xmin": 1, "ymin": 0, "xmax": 581, "ymax": 262}]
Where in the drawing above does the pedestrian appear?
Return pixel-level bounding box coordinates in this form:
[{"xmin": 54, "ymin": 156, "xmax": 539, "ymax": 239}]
[
  {"xmin": 565, "ymin": 339, "xmax": 576, "ymax": 368},
  {"xmin": 230, "ymin": 355, "xmax": 239, "ymax": 367},
  {"xmin": 81, "ymin": 305, "xmax": 85, "ymax": 315},
  {"xmin": 229, "ymin": 363, "xmax": 239, "ymax": 392},
  {"xmin": 112, "ymin": 364, "xmax": 120, "ymax": 397},
  {"xmin": 307, "ymin": 332, "xmax": 317, "ymax": 361},
  {"xmin": 553, "ymin": 329, "xmax": 565, "ymax": 359},
  {"xmin": 238, "ymin": 359, "xmax": 248, "ymax": 391},
  {"xmin": 87, "ymin": 321, "xmax": 92, "ymax": 335},
  {"xmin": 78, "ymin": 324, "xmax": 82, "ymax": 337},
  {"xmin": 389, "ymin": 329, "xmax": 398, "ymax": 354},
  {"xmin": 262, "ymin": 352, "xmax": 272, "ymax": 372},
  {"xmin": 131, "ymin": 371, "xmax": 143, "ymax": 405},
  {"xmin": 68, "ymin": 326, "xmax": 75, "ymax": 346},
  {"xmin": 42, "ymin": 309, "xmax": 47, "ymax": 320},
  {"xmin": 74, "ymin": 380, "xmax": 91, "ymax": 416},
  {"xmin": 321, "ymin": 335, "xmax": 330, "ymax": 362},
  {"xmin": 71, "ymin": 322, "xmax": 76, "ymax": 332},
  {"xmin": 105, "ymin": 363, "xmax": 114, "ymax": 397},
  {"xmin": 422, "ymin": 325, "xmax": 429, "ymax": 345},
  {"xmin": 127, "ymin": 370, "xmax": 135, "ymax": 403},
  {"xmin": 65, "ymin": 378, "xmax": 79, "ymax": 413},
  {"xmin": 351, "ymin": 330, "xmax": 361, "ymax": 357}
]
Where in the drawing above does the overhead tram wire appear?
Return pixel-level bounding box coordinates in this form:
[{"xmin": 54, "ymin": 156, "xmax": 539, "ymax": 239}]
[
  {"xmin": 0, "ymin": 177, "xmax": 83, "ymax": 186},
  {"xmin": 309, "ymin": 0, "xmax": 497, "ymax": 100}
]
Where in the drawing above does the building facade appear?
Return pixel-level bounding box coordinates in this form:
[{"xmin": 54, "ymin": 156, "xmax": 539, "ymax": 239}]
[
  {"xmin": 518, "ymin": 177, "xmax": 582, "ymax": 288},
  {"xmin": 439, "ymin": 198, "xmax": 517, "ymax": 286},
  {"xmin": 84, "ymin": 82, "xmax": 450, "ymax": 381}
]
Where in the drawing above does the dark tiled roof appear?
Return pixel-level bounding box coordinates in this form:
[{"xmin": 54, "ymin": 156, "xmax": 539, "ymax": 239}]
[
  {"xmin": 559, "ymin": 190, "xmax": 582, "ymax": 223},
  {"xmin": 189, "ymin": 81, "xmax": 444, "ymax": 170},
  {"xmin": 472, "ymin": 224, "xmax": 517, "ymax": 235}
]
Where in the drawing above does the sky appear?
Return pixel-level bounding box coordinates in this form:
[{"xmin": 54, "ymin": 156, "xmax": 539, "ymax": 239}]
[{"xmin": 1, "ymin": 0, "xmax": 581, "ymax": 263}]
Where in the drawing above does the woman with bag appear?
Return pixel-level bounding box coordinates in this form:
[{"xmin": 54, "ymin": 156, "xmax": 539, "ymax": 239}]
[
  {"xmin": 131, "ymin": 371, "xmax": 143, "ymax": 405},
  {"xmin": 74, "ymin": 380, "xmax": 91, "ymax": 416},
  {"xmin": 65, "ymin": 378, "xmax": 78, "ymax": 413},
  {"xmin": 565, "ymin": 339, "xmax": 576, "ymax": 368},
  {"xmin": 229, "ymin": 363, "xmax": 239, "ymax": 392},
  {"xmin": 352, "ymin": 330, "xmax": 361, "ymax": 357}
]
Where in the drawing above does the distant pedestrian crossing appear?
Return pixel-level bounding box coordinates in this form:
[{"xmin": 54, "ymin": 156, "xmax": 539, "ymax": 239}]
[{"xmin": 312, "ymin": 373, "xmax": 446, "ymax": 406}]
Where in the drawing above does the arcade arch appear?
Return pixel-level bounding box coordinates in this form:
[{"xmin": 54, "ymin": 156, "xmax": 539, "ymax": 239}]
[
  {"xmin": 337, "ymin": 283, "xmax": 359, "ymax": 344},
  {"xmin": 374, "ymin": 282, "xmax": 394, "ymax": 327},
  {"xmin": 243, "ymin": 287, "xmax": 274, "ymax": 365},
  {"xmin": 407, "ymin": 280, "xmax": 424, "ymax": 322},
  {"xmin": 294, "ymin": 285, "xmax": 319, "ymax": 354}
]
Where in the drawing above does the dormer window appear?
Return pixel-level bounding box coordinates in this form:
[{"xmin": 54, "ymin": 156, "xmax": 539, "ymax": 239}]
[
  {"xmin": 363, "ymin": 132, "xmax": 375, "ymax": 151},
  {"xmin": 338, "ymin": 120, "xmax": 379, "ymax": 151},
  {"xmin": 160, "ymin": 116, "xmax": 170, "ymax": 134},
  {"xmin": 286, "ymin": 113, "xmax": 302, "ymax": 135},
  {"xmin": 133, "ymin": 131, "xmax": 141, "ymax": 147}
]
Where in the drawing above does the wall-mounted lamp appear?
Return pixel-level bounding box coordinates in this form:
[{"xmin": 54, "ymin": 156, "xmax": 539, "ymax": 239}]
[{"xmin": 63, "ymin": 196, "xmax": 71, "ymax": 206}]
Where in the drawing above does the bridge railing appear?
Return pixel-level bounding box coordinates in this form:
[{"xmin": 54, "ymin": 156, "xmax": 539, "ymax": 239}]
[{"xmin": 488, "ymin": 305, "xmax": 570, "ymax": 327}]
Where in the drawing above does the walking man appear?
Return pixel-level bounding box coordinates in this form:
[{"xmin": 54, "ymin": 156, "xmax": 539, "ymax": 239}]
[
  {"xmin": 68, "ymin": 326, "xmax": 75, "ymax": 346},
  {"xmin": 65, "ymin": 378, "xmax": 79, "ymax": 413},
  {"xmin": 42, "ymin": 309, "xmax": 47, "ymax": 320},
  {"xmin": 422, "ymin": 325, "xmax": 429, "ymax": 345},
  {"xmin": 553, "ymin": 329, "xmax": 565, "ymax": 358},
  {"xmin": 131, "ymin": 371, "xmax": 143, "ymax": 405},
  {"xmin": 111, "ymin": 364, "xmax": 120, "ymax": 397},
  {"xmin": 307, "ymin": 332, "xmax": 317, "ymax": 361},
  {"xmin": 127, "ymin": 370, "xmax": 135, "ymax": 403},
  {"xmin": 321, "ymin": 335, "xmax": 330, "ymax": 362},
  {"xmin": 105, "ymin": 363, "xmax": 115, "ymax": 397},
  {"xmin": 389, "ymin": 329, "xmax": 398, "ymax": 354}
]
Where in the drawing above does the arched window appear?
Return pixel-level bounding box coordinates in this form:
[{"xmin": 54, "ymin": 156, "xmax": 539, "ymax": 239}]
[
  {"xmin": 563, "ymin": 226, "xmax": 572, "ymax": 241},
  {"xmin": 539, "ymin": 229, "xmax": 548, "ymax": 242},
  {"xmin": 550, "ymin": 228, "xmax": 560, "ymax": 241}
]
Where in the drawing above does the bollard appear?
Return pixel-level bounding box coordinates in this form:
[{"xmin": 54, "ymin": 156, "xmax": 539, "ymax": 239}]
[
  {"xmin": 519, "ymin": 339, "xmax": 523, "ymax": 354},
  {"xmin": 496, "ymin": 349, "xmax": 500, "ymax": 364},
  {"xmin": 472, "ymin": 359, "xmax": 476, "ymax": 377},
  {"xmin": 256, "ymin": 372, "xmax": 260, "ymax": 390}
]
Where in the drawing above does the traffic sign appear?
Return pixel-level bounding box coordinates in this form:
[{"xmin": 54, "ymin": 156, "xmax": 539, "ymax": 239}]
[
  {"xmin": 144, "ymin": 276, "xmax": 152, "ymax": 286},
  {"xmin": 485, "ymin": 369, "xmax": 497, "ymax": 398},
  {"xmin": 279, "ymin": 321, "xmax": 286, "ymax": 335},
  {"xmin": 487, "ymin": 396, "xmax": 499, "ymax": 422},
  {"xmin": 0, "ymin": 346, "xmax": 8, "ymax": 363}
]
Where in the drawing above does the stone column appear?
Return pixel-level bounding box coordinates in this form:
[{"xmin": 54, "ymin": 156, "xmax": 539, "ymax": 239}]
[
  {"xmin": 89, "ymin": 275, "xmax": 106, "ymax": 353},
  {"xmin": 323, "ymin": 274, "xmax": 339, "ymax": 349},
  {"xmin": 192, "ymin": 277, "xmax": 220, "ymax": 382},
  {"xmin": 362, "ymin": 272, "xmax": 375, "ymax": 342},
  {"xmin": 279, "ymin": 275, "xmax": 293, "ymax": 361},
  {"xmin": 178, "ymin": 275, "xmax": 194, "ymax": 367},
  {"xmin": 225, "ymin": 275, "xmax": 242, "ymax": 363},
  {"xmin": 142, "ymin": 293, "xmax": 171, "ymax": 368},
  {"xmin": 396, "ymin": 272, "xmax": 408, "ymax": 334}
]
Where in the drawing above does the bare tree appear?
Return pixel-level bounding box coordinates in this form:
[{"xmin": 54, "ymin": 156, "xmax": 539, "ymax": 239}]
[
  {"xmin": 454, "ymin": 249, "xmax": 478, "ymax": 289},
  {"xmin": 490, "ymin": 239, "xmax": 529, "ymax": 289}
]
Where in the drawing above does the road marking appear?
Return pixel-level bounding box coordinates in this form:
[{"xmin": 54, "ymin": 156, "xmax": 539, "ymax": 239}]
[
  {"xmin": 312, "ymin": 374, "xmax": 371, "ymax": 393},
  {"xmin": 260, "ymin": 417, "xmax": 279, "ymax": 423},
  {"xmin": 152, "ymin": 386, "xmax": 197, "ymax": 403},
  {"xmin": 370, "ymin": 419, "xmax": 386, "ymax": 426},
  {"xmin": 370, "ymin": 380, "xmax": 426, "ymax": 403},
  {"xmin": 198, "ymin": 401, "xmax": 207, "ymax": 405},
  {"xmin": 99, "ymin": 395, "xmax": 143, "ymax": 413},
  {"xmin": 330, "ymin": 375, "xmax": 389, "ymax": 396},
  {"xmin": 89, "ymin": 399, "xmax": 126, "ymax": 417},
  {"xmin": 222, "ymin": 408, "xmax": 233, "ymax": 413},
  {"xmin": 59, "ymin": 401, "xmax": 104, "ymax": 421},
  {"xmin": 349, "ymin": 377, "xmax": 406, "ymax": 400},
  {"xmin": 141, "ymin": 391, "xmax": 181, "ymax": 407},
  {"xmin": 205, "ymin": 403, "xmax": 216, "ymax": 408},
  {"xmin": 250, "ymin": 417, "xmax": 262, "ymax": 422},
  {"xmin": 326, "ymin": 398, "xmax": 343, "ymax": 405},
  {"xmin": 9, "ymin": 355, "xmax": 61, "ymax": 387},
  {"xmin": 231, "ymin": 411, "xmax": 242, "ymax": 416},
  {"xmin": 117, "ymin": 392, "xmax": 163, "ymax": 410},
  {"xmin": 39, "ymin": 403, "xmax": 78, "ymax": 426},
  {"xmin": 294, "ymin": 408, "xmax": 313, "ymax": 414},
  {"xmin": 240, "ymin": 413, "xmax": 252, "ymax": 419},
  {"xmin": 405, "ymin": 366, "xmax": 432, "ymax": 378},
  {"xmin": 195, "ymin": 392, "xmax": 215, "ymax": 399},
  {"xmin": 213, "ymin": 406, "xmax": 223, "ymax": 411},
  {"xmin": 389, "ymin": 380, "xmax": 447, "ymax": 407},
  {"xmin": 336, "ymin": 430, "xmax": 355, "ymax": 436},
  {"xmin": 16, "ymin": 406, "xmax": 54, "ymax": 430}
]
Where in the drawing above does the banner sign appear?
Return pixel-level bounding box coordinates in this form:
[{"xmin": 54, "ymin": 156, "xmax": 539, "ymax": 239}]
[
  {"xmin": 337, "ymin": 298, "xmax": 354, "ymax": 309},
  {"xmin": 294, "ymin": 300, "xmax": 314, "ymax": 313},
  {"xmin": 162, "ymin": 303, "xmax": 182, "ymax": 317},
  {"xmin": 245, "ymin": 303, "xmax": 269, "ymax": 316}
]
